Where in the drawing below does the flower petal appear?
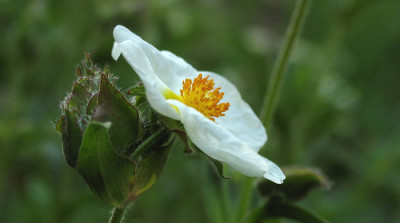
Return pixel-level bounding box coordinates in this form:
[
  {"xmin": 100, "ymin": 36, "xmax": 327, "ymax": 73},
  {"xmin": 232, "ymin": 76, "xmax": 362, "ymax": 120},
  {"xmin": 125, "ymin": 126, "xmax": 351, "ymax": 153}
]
[
  {"xmin": 167, "ymin": 100, "xmax": 285, "ymax": 183},
  {"xmin": 112, "ymin": 25, "xmax": 284, "ymax": 183},
  {"xmin": 112, "ymin": 39, "xmax": 180, "ymax": 120},
  {"xmin": 199, "ymin": 71, "xmax": 267, "ymax": 152},
  {"xmin": 113, "ymin": 25, "xmax": 198, "ymax": 93}
]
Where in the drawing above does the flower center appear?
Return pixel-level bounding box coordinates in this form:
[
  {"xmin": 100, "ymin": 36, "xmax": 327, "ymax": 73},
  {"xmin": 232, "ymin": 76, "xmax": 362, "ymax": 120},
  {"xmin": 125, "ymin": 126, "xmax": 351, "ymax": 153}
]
[{"xmin": 180, "ymin": 73, "xmax": 230, "ymax": 121}]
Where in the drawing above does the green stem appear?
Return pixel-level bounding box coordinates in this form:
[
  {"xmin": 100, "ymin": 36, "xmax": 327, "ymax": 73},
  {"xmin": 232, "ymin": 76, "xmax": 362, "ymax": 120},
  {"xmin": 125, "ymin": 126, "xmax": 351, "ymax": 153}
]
[
  {"xmin": 130, "ymin": 127, "xmax": 168, "ymax": 160},
  {"xmin": 108, "ymin": 207, "xmax": 126, "ymax": 223},
  {"xmin": 222, "ymin": 180, "xmax": 234, "ymax": 223},
  {"xmin": 234, "ymin": 177, "xmax": 254, "ymax": 223},
  {"xmin": 259, "ymin": 0, "xmax": 311, "ymax": 130},
  {"xmin": 236, "ymin": 1, "xmax": 311, "ymax": 222}
]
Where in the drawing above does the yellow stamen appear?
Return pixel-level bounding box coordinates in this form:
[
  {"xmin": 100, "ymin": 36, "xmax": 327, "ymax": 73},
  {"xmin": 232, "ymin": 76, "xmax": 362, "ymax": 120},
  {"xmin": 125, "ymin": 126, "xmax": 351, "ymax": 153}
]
[{"xmin": 180, "ymin": 73, "xmax": 230, "ymax": 121}]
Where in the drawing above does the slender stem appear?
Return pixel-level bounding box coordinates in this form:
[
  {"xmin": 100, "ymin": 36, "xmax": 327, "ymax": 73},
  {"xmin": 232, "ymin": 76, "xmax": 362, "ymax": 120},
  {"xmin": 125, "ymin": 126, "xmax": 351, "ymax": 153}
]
[
  {"xmin": 221, "ymin": 180, "xmax": 234, "ymax": 223},
  {"xmin": 259, "ymin": 0, "xmax": 311, "ymax": 130},
  {"xmin": 130, "ymin": 127, "xmax": 168, "ymax": 160},
  {"xmin": 234, "ymin": 178, "xmax": 254, "ymax": 223},
  {"xmin": 236, "ymin": 1, "xmax": 311, "ymax": 222},
  {"xmin": 108, "ymin": 207, "xmax": 126, "ymax": 223},
  {"xmin": 203, "ymin": 170, "xmax": 225, "ymax": 223}
]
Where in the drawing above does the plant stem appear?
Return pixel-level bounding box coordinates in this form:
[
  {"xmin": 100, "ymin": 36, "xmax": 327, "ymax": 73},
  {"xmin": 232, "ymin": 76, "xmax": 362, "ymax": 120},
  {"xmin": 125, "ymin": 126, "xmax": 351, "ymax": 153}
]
[
  {"xmin": 236, "ymin": 1, "xmax": 311, "ymax": 222},
  {"xmin": 130, "ymin": 127, "xmax": 168, "ymax": 160},
  {"xmin": 221, "ymin": 180, "xmax": 233, "ymax": 223},
  {"xmin": 259, "ymin": 0, "xmax": 311, "ymax": 130},
  {"xmin": 234, "ymin": 178, "xmax": 254, "ymax": 223},
  {"xmin": 108, "ymin": 207, "xmax": 126, "ymax": 223}
]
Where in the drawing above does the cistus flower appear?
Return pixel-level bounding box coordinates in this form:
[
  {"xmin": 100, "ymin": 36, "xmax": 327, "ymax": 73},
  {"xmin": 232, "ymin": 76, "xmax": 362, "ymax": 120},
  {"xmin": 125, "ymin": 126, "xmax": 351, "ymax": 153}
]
[{"xmin": 112, "ymin": 25, "xmax": 285, "ymax": 184}]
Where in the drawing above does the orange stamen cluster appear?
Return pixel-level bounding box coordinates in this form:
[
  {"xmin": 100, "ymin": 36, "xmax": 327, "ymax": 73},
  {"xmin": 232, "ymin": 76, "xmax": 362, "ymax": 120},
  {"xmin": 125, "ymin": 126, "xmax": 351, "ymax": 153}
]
[{"xmin": 180, "ymin": 73, "xmax": 230, "ymax": 121}]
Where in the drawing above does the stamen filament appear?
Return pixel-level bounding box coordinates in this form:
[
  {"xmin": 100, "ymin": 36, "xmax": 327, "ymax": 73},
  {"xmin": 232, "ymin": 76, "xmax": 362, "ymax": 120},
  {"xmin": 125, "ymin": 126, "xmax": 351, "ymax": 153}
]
[{"xmin": 180, "ymin": 73, "xmax": 230, "ymax": 121}]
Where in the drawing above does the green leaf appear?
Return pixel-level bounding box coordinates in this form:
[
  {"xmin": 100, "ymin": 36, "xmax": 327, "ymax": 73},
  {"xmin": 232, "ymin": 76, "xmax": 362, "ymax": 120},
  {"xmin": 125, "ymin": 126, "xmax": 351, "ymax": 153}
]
[
  {"xmin": 251, "ymin": 200, "xmax": 330, "ymax": 223},
  {"xmin": 56, "ymin": 109, "xmax": 83, "ymax": 168},
  {"xmin": 131, "ymin": 137, "xmax": 173, "ymax": 198},
  {"xmin": 258, "ymin": 167, "xmax": 331, "ymax": 201},
  {"xmin": 77, "ymin": 122, "xmax": 136, "ymax": 208},
  {"xmin": 92, "ymin": 75, "xmax": 143, "ymax": 154}
]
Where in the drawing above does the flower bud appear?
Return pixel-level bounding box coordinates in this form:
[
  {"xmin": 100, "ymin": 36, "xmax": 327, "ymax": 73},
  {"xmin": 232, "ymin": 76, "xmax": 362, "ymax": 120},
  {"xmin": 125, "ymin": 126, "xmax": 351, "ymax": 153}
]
[{"xmin": 56, "ymin": 54, "xmax": 173, "ymax": 207}]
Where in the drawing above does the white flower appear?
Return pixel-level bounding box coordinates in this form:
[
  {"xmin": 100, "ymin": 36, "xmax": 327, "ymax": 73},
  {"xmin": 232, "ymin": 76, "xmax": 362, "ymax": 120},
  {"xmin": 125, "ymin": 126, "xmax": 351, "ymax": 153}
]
[{"xmin": 112, "ymin": 25, "xmax": 285, "ymax": 184}]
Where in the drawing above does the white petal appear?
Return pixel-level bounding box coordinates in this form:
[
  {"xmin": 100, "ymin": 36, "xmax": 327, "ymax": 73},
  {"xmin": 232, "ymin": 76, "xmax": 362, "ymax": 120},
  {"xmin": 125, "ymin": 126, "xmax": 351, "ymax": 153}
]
[
  {"xmin": 112, "ymin": 25, "xmax": 182, "ymax": 120},
  {"xmin": 199, "ymin": 71, "xmax": 267, "ymax": 152},
  {"xmin": 113, "ymin": 25, "xmax": 198, "ymax": 93},
  {"xmin": 111, "ymin": 42, "xmax": 122, "ymax": 60},
  {"xmin": 168, "ymin": 100, "xmax": 285, "ymax": 183},
  {"xmin": 112, "ymin": 25, "xmax": 283, "ymax": 183},
  {"xmin": 113, "ymin": 39, "xmax": 180, "ymax": 120}
]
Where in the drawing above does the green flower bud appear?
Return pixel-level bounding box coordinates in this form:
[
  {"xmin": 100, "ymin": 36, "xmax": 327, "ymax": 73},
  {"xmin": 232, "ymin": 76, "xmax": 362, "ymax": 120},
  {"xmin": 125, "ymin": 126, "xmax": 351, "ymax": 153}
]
[{"xmin": 56, "ymin": 54, "xmax": 173, "ymax": 207}]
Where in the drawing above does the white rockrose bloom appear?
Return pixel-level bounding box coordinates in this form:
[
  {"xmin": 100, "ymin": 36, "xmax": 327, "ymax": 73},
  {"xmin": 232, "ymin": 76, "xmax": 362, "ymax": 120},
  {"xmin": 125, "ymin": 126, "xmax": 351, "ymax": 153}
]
[{"xmin": 112, "ymin": 25, "xmax": 285, "ymax": 184}]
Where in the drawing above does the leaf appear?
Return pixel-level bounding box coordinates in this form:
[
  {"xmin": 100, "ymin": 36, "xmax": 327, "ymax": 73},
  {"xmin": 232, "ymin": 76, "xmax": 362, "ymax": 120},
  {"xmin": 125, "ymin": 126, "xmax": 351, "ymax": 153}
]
[
  {"xmin": 77, "ymin": 122, "xmax": 136, "ymax": 208},
  {"xmin": 258, "ymin": 167, "xmax": 332, "ymax": 201},
  {"xmin": 56, "ymin": 109, "xmax": 83, "ymax": 168},
  {"xmin": 92, "ymin": 75, "xmax": 143, "ymax": 154},
  {"xmin": 254, "ymin": 200, "xmax": 330, "ymax": 223}
]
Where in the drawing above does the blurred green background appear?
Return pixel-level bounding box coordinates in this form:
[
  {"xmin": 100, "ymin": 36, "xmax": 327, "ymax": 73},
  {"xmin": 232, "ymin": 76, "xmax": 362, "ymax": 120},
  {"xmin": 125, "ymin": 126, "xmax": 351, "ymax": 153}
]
[{"xmin": 1, "ymin": 0, "xmax": 399, "ymax": 222}]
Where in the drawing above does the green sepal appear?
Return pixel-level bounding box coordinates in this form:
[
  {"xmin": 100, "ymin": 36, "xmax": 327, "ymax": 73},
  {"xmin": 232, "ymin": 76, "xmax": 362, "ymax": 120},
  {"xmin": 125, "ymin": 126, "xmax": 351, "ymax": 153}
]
[
  {"xmin": 160, "ymin": 117, "xmax": 192, "ymax": 154},
  {"xmin": 131, "ymin": 135, "xmax": 174, "ymax": 198},
  {"xmin": 258, "ymin": 167, "xmax": 331, "ymax": 201},
  {"xmin": 83, "ymin": 52, "xmax": 94, "ymax": 74},
  {"xmin": 207, "ymin": 157, "xmax": 231, "ymax": 180},
  {"xmin": 134, "ymin": 95, "xmax": 160, "ymax": 133},
  {"xmin": 133, "ymin": 97, "xmax": 172, "ymax": 157},
  {"xmin": 86, "ymin": 93, "xmax": 98, "ymax": 116},
  {"xmin": 124, "ymin": 93, "xmax": 175, "ymax": 199},
  {"xmin": 77, "ymin": 121, "xmax": 136, "ymax": 208},
  {"xmin": 66, "ymin": 82, "xmax": 91, "ymax": 116},
  {"xmin": 56, "ymin": 109, "xmax": 83, "ymax": 168},
  {"xmin": 126, "ymin": 83, "xmax": 145, "ymax": 97},
  {"xmin": 92, "ymin": 75, "xmax": 143, "ymax": 154},
  {"xmin": 75, "ymin": 66, "xmax": 83, "ymax": 77},
  {"xmin": 160, "ymin": 116, "xmax": 192, "ymax": 153}
]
